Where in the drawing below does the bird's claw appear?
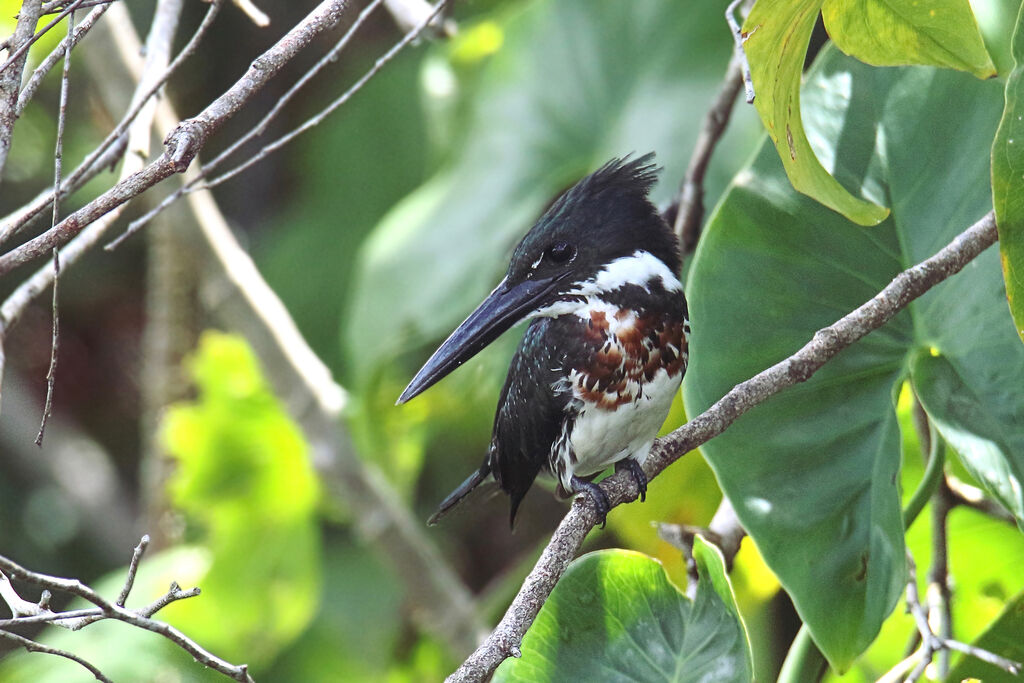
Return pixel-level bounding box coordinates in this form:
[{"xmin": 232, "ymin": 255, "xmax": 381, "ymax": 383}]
[
  {"xmin": 571, "ymin": 476, "xmax": 611, "ymax": 528},
  {"xmin": 616, "ymin": 458, "xmax": 648, "ymax": 502}
]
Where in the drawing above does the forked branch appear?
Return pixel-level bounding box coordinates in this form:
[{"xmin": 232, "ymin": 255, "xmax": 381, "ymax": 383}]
[{"xmin": 0, "ymin": 536, "xmax": 253, "ymax": 682}]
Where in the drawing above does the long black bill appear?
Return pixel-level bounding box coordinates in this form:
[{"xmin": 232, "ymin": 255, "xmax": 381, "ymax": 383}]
[{"xmin": 397, "ymin": 274, "xmax": 565, "ymax": 404}]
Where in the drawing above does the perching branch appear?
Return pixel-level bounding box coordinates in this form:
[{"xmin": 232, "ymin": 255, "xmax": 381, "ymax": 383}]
[
  {"xmin": 0, "ymin": 537, "xmax": 252, "ymax": 683},
  {"xmin": 447, "ymin": 210, "xmax": 1000, "ymax": 683}
]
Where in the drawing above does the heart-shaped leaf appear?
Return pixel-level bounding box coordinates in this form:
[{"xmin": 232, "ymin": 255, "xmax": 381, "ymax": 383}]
[
  {"xmin": 494, "ymin": 542, "xmax": 753, "ymax": 682},
  {"xmin": 684, "ymin": 46, "xmax": 1015, "ymax": 670}
]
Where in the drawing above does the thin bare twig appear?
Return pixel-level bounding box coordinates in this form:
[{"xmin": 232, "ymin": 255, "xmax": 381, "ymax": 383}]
[
  {"xmin": 109, "ymin": 0, "xmax": 443, "ymax": 248},
  {"xmin": 945, "ymin": 474, "xmax": 1017, "ymax": 524},
  {"xmin": 35, "ymin": 8, "xmax": 77, "ymax": 447},
  {"xmin": 110, "ymin": 0, "xmax": 387, "ymax": 247},
  {"xmin": 17, "ymin": 0, "xmax": 114, "ymax": 116},
  {"xmin": 447, "ymin": 211, "xmax": 999, "ymax": 682},
  {"xmin": 0, "ymin": 135, "xmax": 127, "ymax": 253},
  {"xmin": 671, "ymin": 53, "xmax": 744, "ymax": 253},
  {"xmin": 0, "ymin": 541, "xmax": 251, "ymax": 682},
  {"xmin": 116, "ymin": 535, "xmax": 149, "ymax": 607},
  {"xmin": 0, "ymin": 0, "xmax": 222, "ymax": 248},
  {"xmin": 726, "ymin": 0, "xmax": 754, "ymax": 103},
  {"xmin": 35, "ymin": 248, "xmax": 60, "ymax": 445},
  {"xmin": 904, "ymin": 551, "xmax": 1022, "ymax": 681},
  {"xmin": 202, "ymin": 0, "xmax": 447, "ymax": 190},
  {"xmin": 0, "ymin": 0, "xmax": 88, "ymax": 76},
  {"xmin": 39, "ymin": 0, "xmax": 118, "ymax": 15},
  {"xmin": 231, "ymin": 0, "xmax": 270, "ymax": 27},
  {"xmin": 658, "ymin": 496, "xmax": 746, "ymax": 599},
  {"xmin": 0, "ymin": 0, "xmax": 44, "ymax": 176},
  {"xmin": 0, "ymin": 628, "xmax": 113, "ymax": 683},
  {"xmin": 0, "ymin": 0, "xmax": 347, "ymax": 274},
  {"xmin": 928, "ymin": 479, "xmax": 954, "ymax": 678}
]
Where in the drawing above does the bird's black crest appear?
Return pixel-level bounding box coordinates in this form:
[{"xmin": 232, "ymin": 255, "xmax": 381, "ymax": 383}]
[
  {"xmin": 539, "ymin": 154, "xmax": 661, "ymax": 228},
  {"xmin": 512, "ymin": 152, "xmax": 680, "ymax": 278},
  {"xmin": 573, "ymin": 153, "xmax": 661, "ymax": 201}
]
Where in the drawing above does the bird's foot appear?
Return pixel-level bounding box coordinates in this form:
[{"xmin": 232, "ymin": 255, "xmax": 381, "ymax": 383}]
[
  {"xmin": 571, "ymin": 476, "xmax": 611, "ymax": 528},
  {"xmin": 615, "ymin": 458, "xmax": 648, "ymax": 502}
]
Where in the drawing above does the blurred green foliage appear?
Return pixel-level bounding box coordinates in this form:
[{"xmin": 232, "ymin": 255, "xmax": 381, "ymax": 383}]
[{"xmin": 161, "ymin": 332, "xmax": 322, "ymax": 664}]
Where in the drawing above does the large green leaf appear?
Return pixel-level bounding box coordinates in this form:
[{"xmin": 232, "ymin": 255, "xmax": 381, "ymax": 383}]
[
  {"xmin": 741, "ymin": 0, "xmax": 891, "ymax": 226},
  {"xmin": 684, "ymin": 48, "xmax": 1013, "ymax": 670},
  {"xmin": 821, "ymin": 0, "xmax": 996, "ymax": 78},
  {"xmin": 992, "ymin": 0, "xmax": 1024, "ymax": 343},
  {"xmin": 494, "ymin": 542, "xmax": 753, "ymax": 683},
  {"xmin": 344, "ymin": 0, "xmax": 761, "ymax": 388}
]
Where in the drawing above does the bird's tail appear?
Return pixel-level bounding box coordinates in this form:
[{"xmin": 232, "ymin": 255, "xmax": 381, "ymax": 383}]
[{"xmin": 427, "ymin": 461, "xmax": 492, "ymax": 526}]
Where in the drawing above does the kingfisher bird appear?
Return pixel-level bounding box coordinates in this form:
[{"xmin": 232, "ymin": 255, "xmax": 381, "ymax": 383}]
[{"xmin": 397, "ymin": 154, "xmax": 690, "ymax": 528}]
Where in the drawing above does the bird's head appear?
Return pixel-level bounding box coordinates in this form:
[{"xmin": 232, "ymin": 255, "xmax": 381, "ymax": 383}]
[{"xmin": 397, "ymin": 153, "xmax": 680, "ymax": 404}]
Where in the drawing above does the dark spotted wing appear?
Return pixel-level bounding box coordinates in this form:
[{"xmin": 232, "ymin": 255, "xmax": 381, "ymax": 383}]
[{"xmin": 490, "ymin": 317, "xmax": 574, "ymax": 527}]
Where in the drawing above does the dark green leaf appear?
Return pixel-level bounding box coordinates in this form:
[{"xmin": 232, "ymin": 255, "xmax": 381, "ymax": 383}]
[
  {"xmin": 494, "ymin": 543, "xmax": 753, "ymax": 683},
  {"xmin": 911, "ymin": 352, "xmax": 1024, "ymax": 529},
  {"xmin": 685, "ymin": 47, "xmax": 1011, "ymax": 669}
]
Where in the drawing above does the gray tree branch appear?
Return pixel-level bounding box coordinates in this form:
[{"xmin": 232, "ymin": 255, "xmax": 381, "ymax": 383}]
[
  {"xmin": 0, "ymin": 0, "xmax": 43, "ymax": 176},
  {"xmin": 0, "ymin": 0, "xmax": 347, "ymax": 276},
  {"xmin": 0, "ymin": 537, "xmax": 252, "ymax": 683},
  {"xmin": 448, "ymin": 210, "xmax": 1000, "ymax": 682}
]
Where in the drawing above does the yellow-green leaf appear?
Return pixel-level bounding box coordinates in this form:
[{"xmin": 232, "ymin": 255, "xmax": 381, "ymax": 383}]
[
  {"xmin": 822, "ymin": 0, "xmax": 997, "ymax": 78},
  {"xmin": 992, "ymin": 0, "xmax": 1024, "ymax": 343},
  {"xmin": 743, "ymin": 0, "xmax": 891, "ymax": 226},
  {"xmin": 161, "ymin": 332, "xmax": 322, "ymax": 664}
]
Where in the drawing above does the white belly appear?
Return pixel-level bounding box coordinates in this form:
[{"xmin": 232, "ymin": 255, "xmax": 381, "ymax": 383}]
[{"xmin": 558, "ymin": 367, "xmax": 680, "ymax": 491}]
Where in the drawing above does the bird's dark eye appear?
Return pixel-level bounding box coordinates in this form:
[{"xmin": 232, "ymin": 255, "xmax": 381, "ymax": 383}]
[{"xmin": 546, "ymin": 241, "xmax": 575, "ymax": 264}]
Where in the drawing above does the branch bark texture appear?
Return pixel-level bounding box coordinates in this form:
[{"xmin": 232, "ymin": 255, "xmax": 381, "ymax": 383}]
[
  {"xmin": 0, "ymin": 0, "xmax": 348, "ymax": 278},
  {"xmin": 448, "ymin": 210, "xmax": 999, "ymax": 682},
  {"xmin": 0, "ymin": 0, "xmax": 43, "ymax": 176}
]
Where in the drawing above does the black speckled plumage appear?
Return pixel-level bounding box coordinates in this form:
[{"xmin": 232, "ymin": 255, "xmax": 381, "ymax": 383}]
[{"xmin": 490, "ymin": 317, "xmax": 572, "ymax": 525}]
